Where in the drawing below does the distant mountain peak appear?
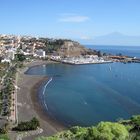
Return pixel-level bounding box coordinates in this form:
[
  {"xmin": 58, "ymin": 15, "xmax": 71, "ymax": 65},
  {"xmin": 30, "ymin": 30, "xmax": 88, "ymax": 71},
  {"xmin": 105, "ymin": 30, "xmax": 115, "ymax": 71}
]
[
  {"xmin": 107, "ymin": 32, "xmax": 125, "ymax": 37},
  {"xmin": 91, "ymin": 32, "xmax": 140, "ymax": 46}
]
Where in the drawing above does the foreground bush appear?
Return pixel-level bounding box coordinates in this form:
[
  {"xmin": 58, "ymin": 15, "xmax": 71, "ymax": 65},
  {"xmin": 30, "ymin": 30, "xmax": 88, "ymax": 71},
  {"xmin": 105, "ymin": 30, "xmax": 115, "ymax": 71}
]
[
  {"xmin": 36, "ymin": 122, "xmax": 129, "ymax": 140},
  {"xmin": 131, "ymin": 115, "xmax": 140, "ymax": 126},
  {"xmin": 87, "ymin": 122, "xmax": 129, "ymax": 140},
  {"xmin": 36, "ymin": 115, "xmax": 140, "ymax": 140}
]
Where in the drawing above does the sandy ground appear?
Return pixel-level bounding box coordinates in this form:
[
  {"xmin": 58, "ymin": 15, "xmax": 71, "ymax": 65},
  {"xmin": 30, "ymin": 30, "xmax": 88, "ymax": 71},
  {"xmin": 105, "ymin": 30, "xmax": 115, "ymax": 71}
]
[{"xmin": 17, "ymin": 60, "xmax": 65, "ymax": 140}]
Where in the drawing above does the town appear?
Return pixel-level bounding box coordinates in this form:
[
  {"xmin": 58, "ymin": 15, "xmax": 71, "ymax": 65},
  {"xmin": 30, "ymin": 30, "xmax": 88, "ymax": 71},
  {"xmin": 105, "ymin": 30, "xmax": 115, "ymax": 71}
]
[{"xmin": 0, "ymin": 34, "xmax": 139, "ymax": 65}]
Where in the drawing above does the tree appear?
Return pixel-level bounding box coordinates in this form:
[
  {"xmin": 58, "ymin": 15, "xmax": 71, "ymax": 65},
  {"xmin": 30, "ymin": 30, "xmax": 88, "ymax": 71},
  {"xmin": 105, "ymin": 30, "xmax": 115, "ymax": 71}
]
[
  {"xmin": 97, "ymin": 51, "xmax": 103, "ymax": 57},
  {"xmin": 130, "ymin": 115, "xmax": 140, "ymax": 131},
  {"xmin": 30, "ymin": 117, "xmax": 40, "ymax": 130},
  {"xmin": 86, "ymin": 122, "xmax": 129, "ymax": 140},
  {"xmin": 15, "ymin": 54, "xmax": 26, "ymax": 61},
  {"xmin": 13, "ymin": 117, "xmax": 40, "ymax": 131},
  {"xmin": 131, "ymin": 115, "xmax": 140, "ymax": 126},
  {"xmin": 0, "ymin": 123, "xmax": 9, "ymax": 134}
]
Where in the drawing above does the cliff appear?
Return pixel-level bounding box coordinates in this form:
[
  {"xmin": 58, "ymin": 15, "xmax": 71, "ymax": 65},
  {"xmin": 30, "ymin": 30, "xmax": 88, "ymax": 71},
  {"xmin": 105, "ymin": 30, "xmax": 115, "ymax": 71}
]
[{"xmin": 57, "ymin": 41, "xmax": 88, "ymax": 57}]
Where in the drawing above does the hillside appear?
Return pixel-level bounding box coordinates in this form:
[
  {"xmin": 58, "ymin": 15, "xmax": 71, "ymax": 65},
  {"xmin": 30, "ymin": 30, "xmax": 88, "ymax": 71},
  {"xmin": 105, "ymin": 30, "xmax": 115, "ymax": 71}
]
[
  {"xmin": 57, "ymin": 41, "xmax": 88, "ymax": 57},
  {"xmin": 42, "ymin": 38, "xmax": 97, "ymax": 57}
]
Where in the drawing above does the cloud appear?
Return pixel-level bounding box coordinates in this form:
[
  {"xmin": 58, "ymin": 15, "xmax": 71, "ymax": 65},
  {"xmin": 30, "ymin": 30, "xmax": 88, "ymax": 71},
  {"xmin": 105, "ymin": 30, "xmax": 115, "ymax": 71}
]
[
  {"xmin": 80, "ymin": 36, "xmax": 92, "ymax": 40},
  {"xmin": 58, "ymin": 15, "xmax": 90, "ymax": 23}
]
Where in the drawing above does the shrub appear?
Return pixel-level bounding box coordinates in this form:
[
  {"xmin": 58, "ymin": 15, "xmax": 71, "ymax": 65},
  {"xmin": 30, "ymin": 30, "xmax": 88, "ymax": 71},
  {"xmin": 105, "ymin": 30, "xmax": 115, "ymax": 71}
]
[
  {"xmin": 13, "ymin": 117, "xmax": 40, "ymax": 131},
  {"xmin": 86, "ymin": 122, "xmax": 129, "ymax": 140},
  {"xmin": 131, "ymin": 115, "xmax": 140, "ymax": 126}
]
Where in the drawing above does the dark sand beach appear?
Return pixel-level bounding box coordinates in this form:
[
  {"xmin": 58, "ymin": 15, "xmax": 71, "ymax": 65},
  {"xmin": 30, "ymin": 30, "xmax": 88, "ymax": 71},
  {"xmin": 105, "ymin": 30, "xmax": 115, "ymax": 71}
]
[{"xmin": 17, "ymin": 60, "xmax": 66, "ymax": 140}]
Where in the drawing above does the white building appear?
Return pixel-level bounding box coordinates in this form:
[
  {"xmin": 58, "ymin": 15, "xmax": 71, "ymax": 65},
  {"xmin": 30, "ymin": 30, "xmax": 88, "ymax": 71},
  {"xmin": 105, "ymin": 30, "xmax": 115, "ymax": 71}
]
[
  {"xmin": 35, "ymin": 49, "xmax": 46, "ymax": 58},
  {"xmin": 6, "ymin": 49, "xmax": 15, "ymax": 60},
  {"xmin": 1, "ymin": 58, "xmax": 11, "ymax": 63},
  {"xmin": 51, "ymin": 55, "xmax": 61, "ymax": 60}
]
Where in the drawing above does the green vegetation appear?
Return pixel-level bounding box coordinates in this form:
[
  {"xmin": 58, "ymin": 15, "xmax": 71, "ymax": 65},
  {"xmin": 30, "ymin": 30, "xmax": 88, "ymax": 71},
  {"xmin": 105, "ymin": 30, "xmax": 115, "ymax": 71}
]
[
  {"xmin": 0, "ymin": 59, "xmax": 26, "ymax": 112},
  {"xmin": 0, "ymin": 59, "xmax": 25, "ymax": 116},
  {"xmin": 37, "ymin": 123, "xmax": 128, "ymax": 140},
  {"xmin": 38, "ymin": 38, "xmax": 73, "ymax": 54},
  {"xmin": 88, "ymin": 122, "xmax": 129, "ymax": 140},
  {"xmin": 0, "ymin": 65, "xmax": 16, "ymax": 116},
  {"xmin": 36, "ymin": 115, "xmax": 140, "ymax": 140},
  {"xmin": 13, "ymin": 117, "xmax": 40, "ymax": 131},
  {"xmin": 0, "ymin": 63, "xmax": 9, "ymax": 78},
  {"xmin": 0, "ymin": 134, "xmax": 9, "ymax": 140},
  {"xmin": 15, "ymin": 54, "xmax": 26, "ymax": 61},
  {"xmin": 131, "ymin": 115, "xmax": 140, "ymax": 126},
  {"xmin": 0, "ymin": 123, "xmax": 9, "ymax": 134},
  {"xmin": 44, "ymin": 39, "xmax": 65, "ymax": 54},
  {"xmin": 44, "ymin": 44, "xmax": 61, "ymax": 54}
]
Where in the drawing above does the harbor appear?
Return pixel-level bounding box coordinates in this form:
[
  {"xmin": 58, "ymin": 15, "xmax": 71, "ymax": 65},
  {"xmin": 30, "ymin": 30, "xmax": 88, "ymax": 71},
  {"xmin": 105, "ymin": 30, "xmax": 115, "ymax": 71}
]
[{"xmin": 50, "ymin": 55, "xmax": 113, "ymax": 65}]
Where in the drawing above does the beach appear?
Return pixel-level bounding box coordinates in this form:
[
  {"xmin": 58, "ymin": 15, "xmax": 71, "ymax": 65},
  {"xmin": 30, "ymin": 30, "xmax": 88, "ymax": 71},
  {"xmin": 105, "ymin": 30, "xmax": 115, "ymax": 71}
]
[{"xmin": 17, "ymin": 60, "xmax": 66, "ymax": 140}]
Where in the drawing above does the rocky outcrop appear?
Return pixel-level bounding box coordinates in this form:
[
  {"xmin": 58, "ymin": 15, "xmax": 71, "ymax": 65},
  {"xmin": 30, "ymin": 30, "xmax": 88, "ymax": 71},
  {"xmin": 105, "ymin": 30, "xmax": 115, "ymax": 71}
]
[{"xmin": 57, "ymin": 41, "xmax": 88, "ymax": 57}]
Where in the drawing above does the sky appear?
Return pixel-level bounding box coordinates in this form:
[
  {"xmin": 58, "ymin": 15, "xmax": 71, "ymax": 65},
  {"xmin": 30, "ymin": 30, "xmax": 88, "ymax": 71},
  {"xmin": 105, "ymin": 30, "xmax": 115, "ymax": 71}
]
[{"xmin": 0, "ymin": 0, "xmax": 140, "ymax": 45}]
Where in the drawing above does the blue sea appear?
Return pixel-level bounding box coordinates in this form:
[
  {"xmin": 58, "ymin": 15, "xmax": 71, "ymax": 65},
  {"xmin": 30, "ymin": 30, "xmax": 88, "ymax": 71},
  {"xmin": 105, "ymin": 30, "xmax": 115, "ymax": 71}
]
[
  {"xmin": 86, "ymin": 45, "xmax": 140, "ymax": 58},
  {"xmin": 26, "ymin": 45, "xmax": 140, "ymax": 127}
]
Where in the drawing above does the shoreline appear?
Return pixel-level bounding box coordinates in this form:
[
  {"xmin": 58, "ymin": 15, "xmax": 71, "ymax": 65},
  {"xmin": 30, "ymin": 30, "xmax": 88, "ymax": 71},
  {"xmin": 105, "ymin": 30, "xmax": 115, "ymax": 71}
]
[
  {"xmin": 17, "ymin": 60, "xmax": 66, "ymax": 139},
  {"xmin": 30, "ymin": 76, "xmax": 67, "ymax": 130}
]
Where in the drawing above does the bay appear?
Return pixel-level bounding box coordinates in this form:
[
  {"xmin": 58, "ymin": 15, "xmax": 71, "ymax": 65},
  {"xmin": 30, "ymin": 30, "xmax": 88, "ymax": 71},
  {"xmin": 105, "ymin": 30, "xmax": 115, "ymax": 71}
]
[{"xmin": 26, "ymin": 45, "xmax": 140, "ymax": 126}]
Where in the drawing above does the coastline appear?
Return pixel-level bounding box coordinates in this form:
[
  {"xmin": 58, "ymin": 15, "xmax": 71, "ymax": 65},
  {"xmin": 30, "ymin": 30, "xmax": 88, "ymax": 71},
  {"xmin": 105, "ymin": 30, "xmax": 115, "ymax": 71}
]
[
  {"xmin": 17, "ymin": 60, "xmax": 66, "ymax": 139},
  {"xmin": 31, "ymin": 75, "xmax": 67, "ymax": 130}
]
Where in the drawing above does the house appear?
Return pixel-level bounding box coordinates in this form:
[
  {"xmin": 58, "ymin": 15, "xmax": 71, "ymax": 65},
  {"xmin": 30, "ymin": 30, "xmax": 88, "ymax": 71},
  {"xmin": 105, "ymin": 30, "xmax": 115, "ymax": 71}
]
[
  {"xmin": 1, "ymin": 58, "xmax": 11, "ymax": 63},
  {"xmin": 35, "ymin": 49, "xmax": 46, "ymax": 58},
  {"xmin": 6, "ymin": 49, "xmax": 16, "ymax": 60}
]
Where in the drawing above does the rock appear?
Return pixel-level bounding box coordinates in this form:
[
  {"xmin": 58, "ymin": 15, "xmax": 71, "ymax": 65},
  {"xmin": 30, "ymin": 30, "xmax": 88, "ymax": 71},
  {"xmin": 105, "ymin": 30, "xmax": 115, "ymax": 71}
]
[{"xmin": 57, "ymin": 41, "xmax": 88, "ymax": 57}]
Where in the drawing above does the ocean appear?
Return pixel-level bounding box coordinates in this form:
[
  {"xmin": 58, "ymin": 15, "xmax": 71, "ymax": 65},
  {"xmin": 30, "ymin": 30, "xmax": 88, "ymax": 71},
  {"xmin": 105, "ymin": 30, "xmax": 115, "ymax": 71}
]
[
  {"xmin": 86, "ymin": 45, "xmax": 140, "ymax": 58},
  {"xmin": 25, "ymin": 45, "xmax": 140, "ymax": 127}
]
